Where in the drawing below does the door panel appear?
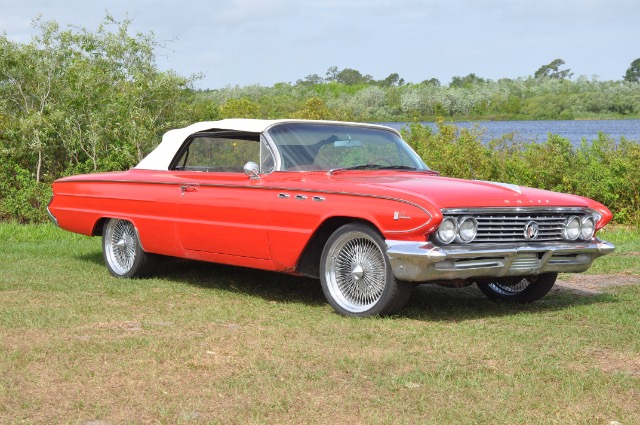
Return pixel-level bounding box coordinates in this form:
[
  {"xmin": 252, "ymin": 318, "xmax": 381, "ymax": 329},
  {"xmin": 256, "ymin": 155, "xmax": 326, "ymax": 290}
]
[
  {"xmin": 170, "ymin": 133, "xmax": 271, "ymax": 260},
  {"xmin": 175, "ymin": 172, "xmax": 271, "ymax": 259}
]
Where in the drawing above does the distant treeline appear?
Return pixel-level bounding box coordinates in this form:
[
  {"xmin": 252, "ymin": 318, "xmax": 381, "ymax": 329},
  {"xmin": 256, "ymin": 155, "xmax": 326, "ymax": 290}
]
[
  {"xmin": 200, "ymin": 70, "xmax": 640, "ymax": 123},
  {"xmin": 1, "ymin": 17, "xmax": 639, "ymax": 224}
]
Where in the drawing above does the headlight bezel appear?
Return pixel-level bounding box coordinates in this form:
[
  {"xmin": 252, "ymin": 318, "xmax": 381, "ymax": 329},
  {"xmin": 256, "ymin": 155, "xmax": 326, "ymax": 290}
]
[
  {"xmin": 580, "ymin": 216, "xmax": 596, "ymax": 240},
  {"xmin": 563, "ymin": 215, "xmax": 581, "ymax": 241},
  {"xmin": 456, "ymin": 216, "xmax": 478, "ymax": 244},
  {"xmin": 563, "ymin": 214, "xmax": 598, "ymax": 241},
  {"xmin": 435, "ymin": 217, "xmax": 458, "ymax": 244},
  {"xmin": 435, "ymin": 216, "xmax": 478, "ymax": 245}
]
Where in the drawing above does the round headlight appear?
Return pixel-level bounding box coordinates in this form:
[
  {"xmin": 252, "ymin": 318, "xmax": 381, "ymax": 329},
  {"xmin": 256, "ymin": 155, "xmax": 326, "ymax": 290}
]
[
  {"xmin": 580, "ymin": 216, "xmax": 595, "ymax": 240},
  {"xmin": 436, "ymin": 217, "xmax": 457, "ymax": 244},
  {"xmin": 563, "ymin": 216, "xmax": 581, "ymax": 240},
  {"xmin": 457, "ymin": 216, "xmax": 477, "ymax": 243}
]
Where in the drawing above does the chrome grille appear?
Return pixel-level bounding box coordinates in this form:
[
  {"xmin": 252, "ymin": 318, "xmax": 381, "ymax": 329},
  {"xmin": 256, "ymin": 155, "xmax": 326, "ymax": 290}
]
[{"xmin": 440, "ymin": 208, "xmax": 591, "ymax": 244}]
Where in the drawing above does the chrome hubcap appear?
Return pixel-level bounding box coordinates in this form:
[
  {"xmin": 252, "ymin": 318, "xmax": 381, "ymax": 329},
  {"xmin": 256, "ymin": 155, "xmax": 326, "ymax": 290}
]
[{"xmin": 352, "ymin": 264, "xmax": 365, "ymax": 280}]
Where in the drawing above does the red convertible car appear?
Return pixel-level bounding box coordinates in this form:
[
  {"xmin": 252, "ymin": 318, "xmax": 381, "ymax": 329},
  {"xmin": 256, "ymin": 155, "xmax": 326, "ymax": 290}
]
[{"xmin": 49, "ymin": 119, "xmax": 615, "ymax": 316}]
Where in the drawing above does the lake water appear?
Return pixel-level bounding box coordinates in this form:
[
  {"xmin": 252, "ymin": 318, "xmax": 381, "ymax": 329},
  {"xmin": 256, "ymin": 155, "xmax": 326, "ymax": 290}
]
[{"xmin": 379, "ymin": 119, "xmax": 640, "ymax": 146}]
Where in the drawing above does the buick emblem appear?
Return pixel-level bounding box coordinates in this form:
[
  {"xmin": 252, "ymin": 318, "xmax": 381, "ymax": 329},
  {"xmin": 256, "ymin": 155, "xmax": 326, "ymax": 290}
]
[{"xmin": 524, "ymin": 221, "xmax": 539, "ymax": 240}]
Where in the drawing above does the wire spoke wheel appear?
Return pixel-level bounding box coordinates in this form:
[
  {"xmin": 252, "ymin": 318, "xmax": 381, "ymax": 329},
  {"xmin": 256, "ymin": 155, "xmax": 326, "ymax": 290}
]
[
  {"xmin": 102, "ymin": 218, "xmax": 157, "ymax": 278},
  {"xmin": 320, "ymin": 223, "xmax": 412, "ymax": 317},
  {"xmin": 487, "ymin": 278, "xmax": 531, "ymax": 295},
  {"xmin": 328, "ymin": 232, "xmax": 387, "ymax": 312},
  {"xmin": 104, "ymin": 219, "xmax": 138, "ymax": 275}
]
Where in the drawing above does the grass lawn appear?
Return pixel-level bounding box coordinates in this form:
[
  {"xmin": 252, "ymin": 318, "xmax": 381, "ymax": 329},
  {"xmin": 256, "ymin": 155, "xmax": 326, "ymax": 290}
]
[{"xmin": 0, "ymin": 223, "xmax": 638, "ymax": 424}]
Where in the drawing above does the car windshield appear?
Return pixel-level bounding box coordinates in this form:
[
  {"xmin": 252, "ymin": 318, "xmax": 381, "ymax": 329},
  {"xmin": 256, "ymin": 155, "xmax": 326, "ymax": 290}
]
[{"xmin": 266, "ymin": 123, "xmax": 429, "ymax": 172}]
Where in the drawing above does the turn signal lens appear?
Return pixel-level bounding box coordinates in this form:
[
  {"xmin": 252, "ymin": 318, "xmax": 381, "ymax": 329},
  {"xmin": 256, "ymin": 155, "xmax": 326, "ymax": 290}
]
[
  {"xmin": 563, "ymin": 216, "xmax": 581, "ymax": 240},
  {"xmin": 436, "ymin": 217, "xmax": 457, "ymax": 244}
]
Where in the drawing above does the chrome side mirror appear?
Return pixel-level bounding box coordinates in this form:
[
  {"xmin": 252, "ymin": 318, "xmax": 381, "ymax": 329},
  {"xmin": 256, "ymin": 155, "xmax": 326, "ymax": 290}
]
[{"xmin": 243, "ymin": 161, "xmax": 260, "ymax": 179}]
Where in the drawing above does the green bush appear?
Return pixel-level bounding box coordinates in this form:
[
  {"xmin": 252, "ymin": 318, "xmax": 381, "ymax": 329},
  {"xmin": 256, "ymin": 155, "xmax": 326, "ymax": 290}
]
[
  {"xmin": 402, "ymin": 122, "xmax": 640, "ymax": 224},
  {"xmin": 0, "ymin": 165, "xmax": 51, "ymax": 223}
]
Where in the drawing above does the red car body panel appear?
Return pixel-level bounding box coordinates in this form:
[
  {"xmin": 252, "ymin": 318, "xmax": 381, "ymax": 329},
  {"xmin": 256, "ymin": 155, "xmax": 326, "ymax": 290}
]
[{"xmin": 50, "ymin": 167, "xmax": 613, "ymax": 275}]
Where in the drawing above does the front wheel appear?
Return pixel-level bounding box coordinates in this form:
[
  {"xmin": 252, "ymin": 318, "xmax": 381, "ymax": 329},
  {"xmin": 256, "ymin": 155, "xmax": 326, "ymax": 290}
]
[
  {"xmin": 102, "ymin": 218, "xmax": 157, "ymax": 278},
  {"xmin": 476, "ymin": 273, "xmax": 557, "ymax": 303},
  {"xmin": 320, "ymin": 223, "xmax": 412, "ymax": 317}
]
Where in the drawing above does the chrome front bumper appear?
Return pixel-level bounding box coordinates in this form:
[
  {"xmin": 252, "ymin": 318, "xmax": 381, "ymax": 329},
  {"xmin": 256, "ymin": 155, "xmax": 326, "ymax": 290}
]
[{"xmin": 385, "ymin": 238, "xmax": 615, "ymax": 282}]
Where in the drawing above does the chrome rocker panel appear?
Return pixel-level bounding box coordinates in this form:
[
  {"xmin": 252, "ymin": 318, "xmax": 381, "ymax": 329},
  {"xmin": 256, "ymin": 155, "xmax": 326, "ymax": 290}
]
[{"xmin": 385, "ymin": 238, "xmax": 615, "ymax": 282}]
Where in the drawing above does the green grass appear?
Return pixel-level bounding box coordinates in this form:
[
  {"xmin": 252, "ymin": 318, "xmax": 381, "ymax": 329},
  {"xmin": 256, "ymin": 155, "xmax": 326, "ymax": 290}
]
[
  {"xmin": 0, "ymin": 224, "xmax": 638, "ymax": 423},
  {"xmin": 588, "ymin": 226, "xmax": 640, "ymax": 274}
]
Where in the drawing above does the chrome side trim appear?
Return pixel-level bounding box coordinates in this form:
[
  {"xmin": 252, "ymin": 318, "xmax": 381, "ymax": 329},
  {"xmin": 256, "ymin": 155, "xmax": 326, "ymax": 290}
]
[
  {"xmin": 442, "ymin": 207, "xmax": 590, "ymax": 214},
  {"xmin": 385, "ymin": 238, "xmax": 615, "ymax": 282},
  {"xmin": 54, "ymin": 178, "xmax": 434, "ymax": 233}
]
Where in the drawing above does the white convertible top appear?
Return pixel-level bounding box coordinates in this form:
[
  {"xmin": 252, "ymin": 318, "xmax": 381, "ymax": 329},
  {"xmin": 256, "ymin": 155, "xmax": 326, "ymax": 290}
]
[{"xmin": 135, "ymin": 119, "xmax": 396, "ymax": 171}]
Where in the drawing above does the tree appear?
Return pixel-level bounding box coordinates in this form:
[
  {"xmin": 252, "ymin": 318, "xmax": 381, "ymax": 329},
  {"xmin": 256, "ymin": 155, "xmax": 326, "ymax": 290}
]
[
  {"xmin": 449, "ymin": 73, "xmax": 487, "ymax": 88},
  {"xmin": 219, "ymin": 98, "xmax": 259, "ymax": 118},
  {"xmin": 623, "ymin": 58, "xmax": 640, "ymax": 83},
  {"xmin": 292, "ymin": 97, "xmax": 330, "ymax": 120},
  {"xmin": 421, "ymin": 78, "xmax": 441, "ymax": 87},
  {"xmin": 325, "ymin": 66, "xmax": 339, "ymax": 82},
  {"xmin": 378, "ymin": 73, "xmax": 405, "ymax": 87},
  {"xmin": 0, "ymin": 15, "xmax": 197, "ymax": 222},
  {"xmin": 0, "ymin": 20, "xmax": 67, "ymax": 183},
  {"xmin": 534, "ymin": 59, "xmax": 573, "ymax": 79},
  {"xmin": 335, "ymin": 68, "xmax": 372, "ymax": 85},
  {"xmin": 296, "ymin": 73, "xmax": 323, "ymax": 86}
]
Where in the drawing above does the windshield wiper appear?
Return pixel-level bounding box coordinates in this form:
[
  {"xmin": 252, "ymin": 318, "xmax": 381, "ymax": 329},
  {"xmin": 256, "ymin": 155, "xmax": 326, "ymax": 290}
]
[
  {"xmin": 329, "ymin": 164, "xmax": 438, "ymax": 175},
  {"xmin": 377, "ymin": 165, "xmax": 418, "ymax": 170},
  {"xmin": 328, "ymin": 164, "xmax": 385, "ymax": 175},
  {"xmin": 380, "ymin": 165, "xmax": 440, "ymax": 175}
]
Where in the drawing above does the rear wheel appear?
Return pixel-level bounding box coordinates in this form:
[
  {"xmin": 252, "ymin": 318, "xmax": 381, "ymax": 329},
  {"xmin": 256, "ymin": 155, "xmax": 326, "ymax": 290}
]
[
  {"xmin": 476, "ymin": 273, "xmax": 557, "ymax": 303},
  {"xmin": 320, "ymin": 223, "xmax": 412, "ymax": 317},
  {"xmin": 102, "ymin": 218, "xmax": 157, "ymax": 278}
]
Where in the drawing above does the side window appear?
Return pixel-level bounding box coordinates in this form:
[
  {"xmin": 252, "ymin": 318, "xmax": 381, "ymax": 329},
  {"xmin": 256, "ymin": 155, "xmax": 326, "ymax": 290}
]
[{"xmin": 175, "ymin": 136, "xmax": 260, "ymax": 172}]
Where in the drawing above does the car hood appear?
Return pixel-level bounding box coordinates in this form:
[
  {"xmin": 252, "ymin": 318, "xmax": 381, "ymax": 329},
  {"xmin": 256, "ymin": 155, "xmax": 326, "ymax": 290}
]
[{"xmin": 333, "ymin": 173, "xmax": 591, "ymax": 209}]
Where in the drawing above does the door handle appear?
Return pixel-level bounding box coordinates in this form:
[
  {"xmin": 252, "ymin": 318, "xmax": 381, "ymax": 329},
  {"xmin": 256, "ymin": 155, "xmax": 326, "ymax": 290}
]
[{"xmin": 180, "ymin": 185, "xmax": 198, "ymax": 193}]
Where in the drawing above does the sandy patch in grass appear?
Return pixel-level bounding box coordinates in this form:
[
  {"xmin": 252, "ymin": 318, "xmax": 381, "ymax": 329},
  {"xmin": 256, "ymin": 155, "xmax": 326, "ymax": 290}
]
[
  {"xmin": 588, "ymin": 349, "xmax": 640, "ymax": 378},
  {"xmin": 554, "ymin": 273, "xmax": 639, "ymax": 296}
]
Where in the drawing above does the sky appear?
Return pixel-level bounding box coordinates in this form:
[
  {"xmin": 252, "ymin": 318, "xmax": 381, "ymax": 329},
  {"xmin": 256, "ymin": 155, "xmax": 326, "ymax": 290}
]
[{"xmin": 1, "ymin": 0, "xmax": 639, "ymax": 89}]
